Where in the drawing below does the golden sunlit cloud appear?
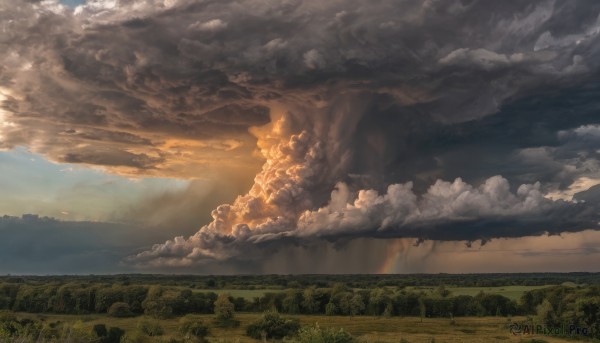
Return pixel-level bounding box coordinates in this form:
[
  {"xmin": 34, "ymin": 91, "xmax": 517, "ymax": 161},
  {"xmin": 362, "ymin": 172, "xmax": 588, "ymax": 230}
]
[
  {"xmin": 1, "ymin": 0, "xmax": 600, "ymax": 273},
  {"xmin": 546, "ymin": 176, "xmax": 600, "ymax": 201}
]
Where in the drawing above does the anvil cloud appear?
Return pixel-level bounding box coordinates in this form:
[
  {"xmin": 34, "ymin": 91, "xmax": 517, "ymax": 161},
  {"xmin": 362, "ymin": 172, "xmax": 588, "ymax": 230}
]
[{"xmin": 1, "ymin": 0, "xmax": 600, "ymax": 271}]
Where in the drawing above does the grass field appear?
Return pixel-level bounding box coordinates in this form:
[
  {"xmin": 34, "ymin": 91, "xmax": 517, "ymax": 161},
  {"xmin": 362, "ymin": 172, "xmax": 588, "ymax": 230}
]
[{"xmin": 18, "ymin": 312, "xmax": 582, "ymax": 343}]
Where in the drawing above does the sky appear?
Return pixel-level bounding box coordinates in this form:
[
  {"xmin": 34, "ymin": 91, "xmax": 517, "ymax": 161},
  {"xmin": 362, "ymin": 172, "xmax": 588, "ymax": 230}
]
[{"xmin": 1, "ymin": 0, "xmax": 600, "ymax": 274}]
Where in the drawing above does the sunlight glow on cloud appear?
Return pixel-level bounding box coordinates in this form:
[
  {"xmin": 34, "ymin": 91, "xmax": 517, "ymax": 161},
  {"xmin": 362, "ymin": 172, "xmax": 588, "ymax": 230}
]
[
  {"xmin": 0, "ymin": 89, "xmax": 16, "ymax": 145},
  {"xmin": 1, "ymin": 0, "xmax": 600, "ymax": 273}
]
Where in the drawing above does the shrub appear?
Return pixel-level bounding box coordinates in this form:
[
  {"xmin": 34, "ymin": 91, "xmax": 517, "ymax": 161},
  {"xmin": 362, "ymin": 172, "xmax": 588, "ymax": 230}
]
[
  {"xmin": 246, "ymin": 311, "xmax": 300, "ymax": 340},
  {"xmin": 108, "ymin": 302, "xmax": 134, "ymax": 317},
  {"xmin": 213, "ymin": 293, "xmax": 239, "ymax": 327},
  {"xmin": 137, "ymin": 318, "xmax": 164, "ymax": 336},
  {"xmin": 289, "ymin": 324, "xmax": 355, "ymax": 343},
  {"xmin": 93, "ymin": 323, "xmax": 108, "ymax": 337},
  {"xmin": 106, "ymin": 327, "xmax": 126, "ymax": 343},
  {"xmin": 179, "ymin": 315, "xmax": 209, "ymax": 340},
  {"xmin": 0, "ymin": 311, "xmax": 19, "ymax": 338},
  {"xmin": 325, "ymin": 302, "xmax": 337, "ymax": 316},
  {"xmin": 214, "ymin": 293, "xmax": 235, "ymax": 321},
  {"xmin": 142, "ymin": 300, "xmax": 173, "ymax": 319}
]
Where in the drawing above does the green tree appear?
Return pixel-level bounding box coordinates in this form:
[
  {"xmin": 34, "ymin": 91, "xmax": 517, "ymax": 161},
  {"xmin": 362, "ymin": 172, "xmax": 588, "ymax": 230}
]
[
  {"xmin": 436, "ymin": 285, "xmax": 450, "ymax": 298},
  {"xmin": 106, "ymin": 327, "xmax": 125, "ymax": 343},
  {"xmin": 107, "ymin": 302, "xmax": 133, "ymax": 317},
  {"xmin": 214, "ymin": 293, "xmax": 235, "ymax": 321},
  {"xmin": 419, "ymin": 297, "xmax": 426, "ymax": 322},
  {"xmin": 368, "ymin": 288, "xmax": 390, "ymax": 316},
  {"xmin": 536, "ymin": 299, "xmax": 555, "ymax": 326},
  {"xmin": 331, "ymin": 283, "xmax": 348, "ymax": 296},
  {"xmin": 301, "ymin": 287, "xmax": 319, "ymax": 314},
  {"xmin": 141, "ymin": 286, "xmax": 175, "ymax": 319},
  {"xmin": 383, "ymin": 302, "xmax": 393, "ymax": 317},
  {"xmin": 246, "ymin": 311, "xmax": 300, "ymax": 340},
  {"xmin": 520, "ymin": 291, "xmax": 535, "ymax": 313},
  {"xmin": 93, "ymin": 323, "xmax": 107, "ymax": 338},
  {"xmin": 282, "ymin": 289, "xmax": 302, "ymax": 314},
  {"xmin": 350, "ymin": 294, "xmax": 365, "ymax": 316},
  {"xmin": 325, "ymin": 301, "xmax": 337, "ymax": 316},
  {"xmin": 142, "ymin": 299, "xmax": 173, "ymax": 319},
  {"xmin": 337, "ymin": 292, "xmax": 353, "ymax": 315},
  {"xmin": 179, "ymin": 315, "xmax": 209, "ymax": 341},
  {"xmin": 575, "ymin": 296, "xmax": 600, "ymax": 337},
  {"xmin": 213, "ymin": 293, "xmax": 239, "ymax": 327}
]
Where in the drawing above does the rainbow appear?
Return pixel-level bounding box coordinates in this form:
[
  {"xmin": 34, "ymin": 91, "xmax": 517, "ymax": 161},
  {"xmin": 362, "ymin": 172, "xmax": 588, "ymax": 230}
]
[{"xmin": 377, "ymin": 240, "xmax": 405, "ymax": 274}]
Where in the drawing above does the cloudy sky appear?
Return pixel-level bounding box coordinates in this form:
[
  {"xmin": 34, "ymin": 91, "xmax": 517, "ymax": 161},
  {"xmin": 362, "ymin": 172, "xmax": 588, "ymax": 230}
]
[{"xmin": 1, "ymin": 0, "xmax": 600, "ymax": 274}]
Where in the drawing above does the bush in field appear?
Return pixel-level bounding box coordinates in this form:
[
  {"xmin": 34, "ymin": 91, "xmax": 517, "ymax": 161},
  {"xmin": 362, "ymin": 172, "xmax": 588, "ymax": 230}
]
[
  {"xmin": 137, "ymin": 318, "xmax": 164, "ymax": 336},
  {"xmin": 96, "ymin": 326, "xmax": 126, "ymax": 343},
  {"xmin": 0, "ymin": 314, "xmax": 46, "ymax": 342},
  {"xmin": 102, "ymin": 327, "xmax": 125, "ymax": 343},
  {"xmin": 179, "ymin": 315, "xmax": 209, "ymax": 340},
  {"xmin": 214, "ymin": 293, "xmax": 235, "ymax": 321},
  {"xmin": 0, "ymin": 313, "xmax": 43, "ymax": 340},
  {"xmin": 288, "ymin": 324, "xmax": 356, "ymax": 343},
  {"xmin": 0, "ymin": 311, "xmax": 19, "ymax": 338},
  {"xmin": 108, "ymin": 302, "xmax": 134, "ymax": 317},
  {"xmin": 93, "ymin": 324, "xmax": 108, "ymax": 337},
  {"xmin": 213, "ymin": 293, "xmax": 239, "ymax": 327},
  {"xmin": 39, "ymin": 321, "xmax": 65, "ymax": 341},
  {"xmin": 246, "ymin": 311, "xmax": 300, "ymax": 340}
]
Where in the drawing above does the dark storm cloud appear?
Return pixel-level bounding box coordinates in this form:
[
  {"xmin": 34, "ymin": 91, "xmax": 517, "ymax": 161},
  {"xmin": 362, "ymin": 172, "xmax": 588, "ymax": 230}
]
[
  {"xmin": 0, "ymin": 215, "xmax": 149, "ymax": 274},
  {"xmin": 0, "ymin": 0, "xmax": 271, "ymax": 176},
  {"xmin": 61, "ymin": 148, "xmax": 163, "ymax": 169},
  {"xmin": 575, "ymin": 184, "xmax": 600, "ymax": 202},
  {"xmin": 2, "ymin": 0, "xmax": 600, "ymax": 269},
  {"xmin": 59, "ymin": 127, "xmax": 153, "ymax": 145}
]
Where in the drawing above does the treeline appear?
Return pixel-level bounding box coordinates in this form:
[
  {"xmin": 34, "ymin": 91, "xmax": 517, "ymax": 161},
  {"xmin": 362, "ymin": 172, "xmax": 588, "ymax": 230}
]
[
  {"xmin": 519, "ymin": 285, "xmax": 600, "ymax": 338},
  {"xmin": 0, "ymin": 283, "xmax": 217, "ymax": 316},
  {"xmin": 241, "ymin": 286, "xmax": 519, "ymax": 317},
  {"xmin": 0, "ymin": 282, "xmax": 520, "ymax": 318},
  {"xmin": 1, "ymin": 273, "xmax": 598, "ymax": 289}
]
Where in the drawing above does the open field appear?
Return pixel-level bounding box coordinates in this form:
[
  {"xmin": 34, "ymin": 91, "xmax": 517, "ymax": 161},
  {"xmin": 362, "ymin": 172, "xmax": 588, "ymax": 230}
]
[{"xmin": 16, "ymin": 312, "xmax": 582, "ymax": 343}]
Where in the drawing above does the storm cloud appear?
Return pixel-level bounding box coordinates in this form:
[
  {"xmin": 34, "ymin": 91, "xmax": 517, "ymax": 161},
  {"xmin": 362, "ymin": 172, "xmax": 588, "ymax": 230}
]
[
  {"xmin": 0, "ymin": 215, "xmax": 149, "ymax": 274},
  {"xmin": 2, "ymin": 0, "xmax": 600, "ymax": 270}
]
